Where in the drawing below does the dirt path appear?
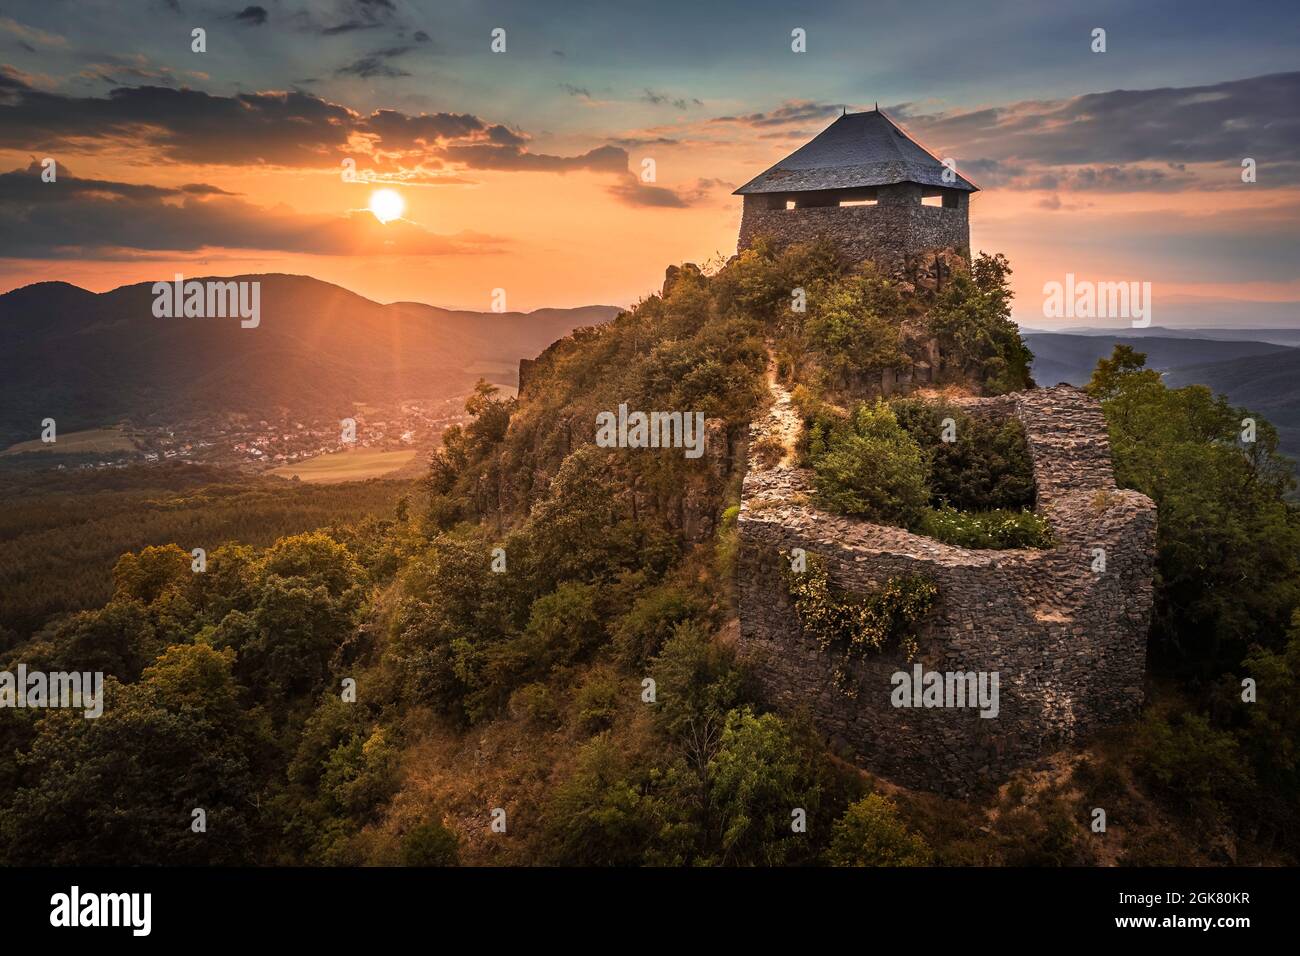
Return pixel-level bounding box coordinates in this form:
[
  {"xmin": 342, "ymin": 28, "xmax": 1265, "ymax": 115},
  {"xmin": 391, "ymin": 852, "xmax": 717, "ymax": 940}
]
[{"xmin": 760, "ymin": 357, "xmax": 802, "ymax": 468}]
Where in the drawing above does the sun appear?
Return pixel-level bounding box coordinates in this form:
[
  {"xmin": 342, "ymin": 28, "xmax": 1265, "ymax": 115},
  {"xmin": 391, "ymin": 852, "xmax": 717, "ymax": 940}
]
[{"xmin": 368, "ymin": 188, "xmax": 405, "ymax": 224}]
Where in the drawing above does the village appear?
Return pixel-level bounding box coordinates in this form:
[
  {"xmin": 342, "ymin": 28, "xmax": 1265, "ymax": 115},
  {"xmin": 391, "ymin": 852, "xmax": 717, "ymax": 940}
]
[{"xmin": 13, "ymin": 394, "xmax": 472, "ymax": 476}]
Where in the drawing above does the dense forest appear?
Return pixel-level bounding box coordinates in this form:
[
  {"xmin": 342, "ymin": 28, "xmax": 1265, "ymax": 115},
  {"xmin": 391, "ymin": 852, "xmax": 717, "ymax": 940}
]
[
  {"xmin": 0, "ymin": 464, "xmax": 411, "ymax": 638},
  {"xmin": 2, "ymin": 241, "xmax": 1297, "ymax": 866}
]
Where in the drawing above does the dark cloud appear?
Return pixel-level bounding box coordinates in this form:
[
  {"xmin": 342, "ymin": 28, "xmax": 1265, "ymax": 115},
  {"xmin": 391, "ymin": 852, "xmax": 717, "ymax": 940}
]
[
  {"xmin": 712, "ymin": 100, "xmax": 844, "ymax": 127},
  {"xmin": 608, "ymin": 135, "xmax": 680, "ymax": 148},
  {"xmin": 0, "ymin": 163, "xmax": 498, "ymax": 258},
  {"xmin": 310, "ymin": 0, "xmax": 398, "ymax": 36},
  {"xmin": 232, "ymin": 5, "xmax": 268, "ymax": 26},
  {"xmin": 641, "ymin": 89, "xmax": 703, "ymax": 110},
  {"xmin": 0, "ymin": 76, "xmax": 613, "ymax": 176},
  {"xmin": 438, "ymin": 144, "xmax": 627, "ymax": 174},
  {"xmin": 358, "ymin": 108, "xmax": 488, "ymax": 147},
  {"xmin": 605, "ymin": 174, "xmax": 729, "ymax": 209},
  {"xmin": 336, "ymin": 46, "xmax": 413, "ymax": 78},
  {"xmin": 893, "ymin": 72, "xmax": 1300, "ymax": 192},
  {"xmin": 607, "ymin": 175, "xmax": 691, "ymax": 208},
  {"xmin": 560, "ymin": 83, "xmax": 592, "ymax": 99}
]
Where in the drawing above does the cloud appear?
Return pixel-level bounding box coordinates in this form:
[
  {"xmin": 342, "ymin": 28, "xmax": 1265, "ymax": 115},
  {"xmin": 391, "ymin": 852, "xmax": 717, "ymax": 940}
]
[
  {"xmin": 0, "ymin": 15, "xmax": 66, "ymax": 48},
  {"xmin": 76, "ymin": 53, "xmax": 204, "ymax": 88},
  {"xmin": 439, "ymin": 144, "xmax": 627, "ymax": 173},
  {"xmin": 641, "ymin": 89, "xmax": 703, "ymax": 110},
  {"xmin": 232, "ymin": 6, "xmax": 268, "ymax": 26},
  {"xmin": 892, "ymin": 72, "xmax": 1300, "ymax": 192},
  {"xmin": 0, "ymin": 75, "xmax": 619, "ymax": 177},
  {"xmin": 608, "ymin": 135, "xmax": 681, "ymax": 148},
  {"xmin": 605, "ymin": 174, "xmax": 728, "ymax": 209},
  {"xmin": 607, "ymin": 175, "xmax": 691, "ymax": 208},
  {"xmin": 299, "ymin": 0, "xmax": 399, "ymax": 36},
  {"xmin": 335, "ymin": 46, "xmax": 413, "ymax": 79},
  {"xmin": 0, "ymin": 163, "xmax": 500, "ymax": 259},
  {"xmin": 711, "ymin": 100, "xmax": 845, "ymax": 128}
]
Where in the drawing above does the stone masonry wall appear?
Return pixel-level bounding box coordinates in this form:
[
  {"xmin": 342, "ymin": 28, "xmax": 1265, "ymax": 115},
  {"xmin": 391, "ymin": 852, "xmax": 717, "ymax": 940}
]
[
  {"xmin": 736, "ymin": 385, "xmax": 1157, "ymax": 794},
  {"xmin": 737, "ymin": 185, "xmax": 971, "ymax": 276}
]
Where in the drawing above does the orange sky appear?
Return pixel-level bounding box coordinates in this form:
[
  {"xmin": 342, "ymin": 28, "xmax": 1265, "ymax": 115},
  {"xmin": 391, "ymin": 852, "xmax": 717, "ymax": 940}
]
[
  {"xmin": 2, "ymin": 4, "xmax": 1298, "ymax": 324},
  {"xmin": 8, "ymin": 142, "xmax": 1299, "ymax": 318}
]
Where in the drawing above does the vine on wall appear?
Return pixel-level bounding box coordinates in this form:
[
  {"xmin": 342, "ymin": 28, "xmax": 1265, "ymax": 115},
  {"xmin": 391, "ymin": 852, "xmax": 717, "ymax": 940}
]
[{"xmin": 782, "ymin": 550, "xmax": 938, "ymax": 697}]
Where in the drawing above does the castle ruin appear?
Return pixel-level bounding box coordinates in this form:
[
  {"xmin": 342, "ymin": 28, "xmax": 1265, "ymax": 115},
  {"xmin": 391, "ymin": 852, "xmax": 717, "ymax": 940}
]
[
  {"xmin": 737, "ymin": 386, "xmax": 1157, "ymax": 795},
  {"xmin": 734, "ymin": 108, "xmax": 977, "ymax": 276},
  {"xmin": 732, "ymin": 110, "xmax": 1157, "ymax": 794}
]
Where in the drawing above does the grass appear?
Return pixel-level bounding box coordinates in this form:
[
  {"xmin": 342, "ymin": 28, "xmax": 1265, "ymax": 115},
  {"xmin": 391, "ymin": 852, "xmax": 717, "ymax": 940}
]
[
  {"xmin": 270, "ymin": 448, "xmax": 418, "ymax": 483},
  {"xmin": 2, "ymin": 426, "xmax": 136, "ymax": 456}
]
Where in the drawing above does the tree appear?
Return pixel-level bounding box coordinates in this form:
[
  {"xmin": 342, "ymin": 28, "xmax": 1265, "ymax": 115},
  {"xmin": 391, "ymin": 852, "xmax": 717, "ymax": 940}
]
[
  {"xmin": 707, "ymin": 707, "xmax": 821, "ymax": 866},
  {"xmin": 1087, "ymin": 346, "xmax": 1300, "ymax": 671},
  {"xmin": 927, "ymin": 253, "xmax": 1033, "ymax": 394},
  {"xmin": 804, "ymin": 269, "xmax": 907, "ymax": 385},
  {"xmin": 809, "ymin": 401, "xmax": 931, "ymax": 525},
  {"xmin": 828, "ymin": 794, "xmax": 932, "ymax": 866},
  {"xmin": 401, "ymin": 820, "xmax": 460, "ymax": 866},
  {"xmin": 1, "ymin": 645, "xmax": 257, "ymax": 865}
]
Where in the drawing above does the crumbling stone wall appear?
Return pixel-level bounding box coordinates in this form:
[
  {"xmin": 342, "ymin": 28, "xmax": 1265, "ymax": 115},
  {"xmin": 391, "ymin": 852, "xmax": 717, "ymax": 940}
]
[
  {"xmin": 736, "ymin": 385, "xmax": 1157, "ymax": 794},
  {"xmin": 737, "ymin": 184, "xmax": 971, "ymax": 276}
]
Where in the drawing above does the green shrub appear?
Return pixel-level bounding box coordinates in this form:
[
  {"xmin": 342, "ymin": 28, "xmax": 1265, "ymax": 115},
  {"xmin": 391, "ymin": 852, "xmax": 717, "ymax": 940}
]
[
  {"xmin": 573, "ymin": 668, "xmax": 622, "ymax": 735},
  {"xmin": 649, "ymin": 621, "xmax": 753, "ymax": 742},
  {"xmin": 541, "ymin": 734, "xmax": 661, "ymax": 866},
  {"xmin": 891, "ymin": 399, "xmax": 1036, "ymax": 511},
  {"xmin": 707, "ymin": 708, "xmax": 822, "ymax": 866},
  {"xmin": 807, "ymin": 401, "xmax": 930, "ymax": 525},
  {"xmin": 612, "ymin": 583, "xmax": 707, "ymax": 667},
  {"xmin": 917, "ymin": 505, "xmax": 1052, "ymax": 550},
  {"xmin": 400, "ymin": 820, "xmax": 460, "ymax": 866},
  {"xmin": 926, "ymin": 252, "xmax": 1033, "ymax": 394},
  {"xmin": 1134, "ymin": 710, "xmax": 1252, "ymax": 816},
  {"xmin": 509, "ymin": 682, "xmax": 561, "ymax": 726},
  {"xmin": 828, "ymin": 794, "xmax": 932, "ymax": 866},
  {"xmin": 802, "ymin": 269, "xmax": 908, "ymax": 385}
]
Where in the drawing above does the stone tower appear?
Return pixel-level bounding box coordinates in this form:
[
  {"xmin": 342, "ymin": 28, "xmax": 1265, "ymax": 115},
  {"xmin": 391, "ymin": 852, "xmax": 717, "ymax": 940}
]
[{"xmin": 734, "ymin": 108, "xmax": 977, "ymax": 274}]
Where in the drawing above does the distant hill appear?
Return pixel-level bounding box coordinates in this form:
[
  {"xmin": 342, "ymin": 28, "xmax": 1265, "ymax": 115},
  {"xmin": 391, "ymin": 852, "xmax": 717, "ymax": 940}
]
[
  {"xmin": 1021, "ymin": 325, "xmax": 1300, "ymax": 348},
  {"xmin": 0, "ymin": 275, "xmax": 621, "ymax": 448},
  {"xmin": 1166, "ymin": 349, "xmax": 1300, "ymax": 464},
  {"xmin": 1023, "ymin": 332, "xmax": 1295, "ymax": 387}
]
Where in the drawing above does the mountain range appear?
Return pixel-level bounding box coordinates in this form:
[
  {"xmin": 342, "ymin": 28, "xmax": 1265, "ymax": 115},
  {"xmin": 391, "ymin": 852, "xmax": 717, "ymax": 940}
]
[
  {"xmin": 0, "ymin": 275, "xmax": 621, "ymax": 449},
  {"xmin": 1024, "ymin": 330, "xmax": 1300, "ymax": 464}
]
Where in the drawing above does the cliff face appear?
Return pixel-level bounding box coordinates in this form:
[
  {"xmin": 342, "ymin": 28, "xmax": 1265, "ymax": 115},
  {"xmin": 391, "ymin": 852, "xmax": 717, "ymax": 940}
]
[{"xmin": 737, "ymin": 383, "xmax": 1157, "ymax": 795}]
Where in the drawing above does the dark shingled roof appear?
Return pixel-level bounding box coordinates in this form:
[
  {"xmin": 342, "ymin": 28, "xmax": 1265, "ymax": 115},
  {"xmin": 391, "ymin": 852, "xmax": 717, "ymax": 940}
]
[{"xmin": 733, "ymin": 109, "xmax": 978, "ymax": 195}]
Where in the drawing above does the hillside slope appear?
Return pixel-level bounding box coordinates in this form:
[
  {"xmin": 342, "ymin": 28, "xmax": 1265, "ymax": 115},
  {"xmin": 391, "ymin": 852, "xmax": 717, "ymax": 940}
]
[
  {"xmin": 0, "ymin": 275, "xmax": 620, "ymax": 447},
  {"xmin": 1166, "ymin": 348, "xmax": 1300, "ymax": 461},
  {"xmin": 1024, "ymin": 332, "xmax": 1293, "ymax": 386}
]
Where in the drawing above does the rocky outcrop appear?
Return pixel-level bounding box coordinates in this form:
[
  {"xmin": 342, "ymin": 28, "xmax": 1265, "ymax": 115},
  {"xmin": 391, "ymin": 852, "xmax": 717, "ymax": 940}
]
[{"xmin": 736, "ymin": 384, "xmax": 1157, "ymax": 795}]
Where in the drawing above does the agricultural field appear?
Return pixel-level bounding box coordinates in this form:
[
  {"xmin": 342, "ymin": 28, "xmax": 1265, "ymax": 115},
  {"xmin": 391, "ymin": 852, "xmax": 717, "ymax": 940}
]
[
  {"xmin": 1, "ymin": 426, "xmax": 136, "ymax": 456},
  {"xmin": 269, "ymin": 448, "xmax": 419, "ymax": 483}
]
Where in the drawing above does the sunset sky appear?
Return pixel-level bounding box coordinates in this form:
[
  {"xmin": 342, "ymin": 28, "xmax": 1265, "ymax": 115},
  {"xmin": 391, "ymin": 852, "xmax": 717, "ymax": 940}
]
[{"xmin": 1, "ymin": 0, "xmax": 1297, "ymax": 325}]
